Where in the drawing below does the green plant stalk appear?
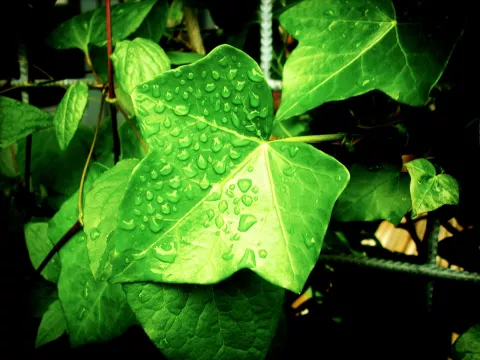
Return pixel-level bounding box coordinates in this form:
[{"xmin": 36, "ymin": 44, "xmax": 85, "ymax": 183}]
[{"xmin": 275, "ymin": 133, "xmax": 346, "ymax": 143}]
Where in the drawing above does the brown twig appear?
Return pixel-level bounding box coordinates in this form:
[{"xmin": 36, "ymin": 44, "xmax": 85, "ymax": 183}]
[{"xmin": 183, "ymin": 7, "xmax": 205, "ymax": 55}]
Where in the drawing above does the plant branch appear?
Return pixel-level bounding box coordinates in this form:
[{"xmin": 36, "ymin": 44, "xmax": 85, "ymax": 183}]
[
  {"xmin": 117, "ymin": 105, "xmax": 149, "ymax": 153},
  {"xmin": 34, "ymin": 220, "xmax": 81, "ymax": 278},
  {"xmin": 275, "ymin": 133, "xmax": 346, "ymax": 143},
  {"xmin": 183, "ymin": 6, "xmax": 206, "ymax": 55},
  {"xmin": 106, "ymin": 0, "xmax": 120, "ymax": 164},
  {"xmin": 78, "ymin": 89, "xmax": 106, "ymax": 225}
]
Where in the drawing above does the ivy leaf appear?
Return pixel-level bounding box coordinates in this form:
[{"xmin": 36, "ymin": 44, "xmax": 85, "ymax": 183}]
[
  {"xmin": 167, "ymin": 51, "xmax": 204, "ymax": 65},
  {"xmin": 84, "ymin": 159, "xmax": 139, "ymax": 279},
  {"xmin": 451, "ymin": 324, "xmax": 480, "ymax": 360},
  {"xmin": 35, "ymin": 299, "xmax": 67, "ymax": 348},
  {"xmin": 405, "ymin": 158, "xmax": 459, "ymax": 218},
  {"xmin": 111, "ymin": 38, "xmax": 170, "ymax": 96},
  {"xmin": 48, "ymin": 189, "xmax": 135, "ymax": 346},
  {"xmin": 271, "ymin": 114, "xmax": 313, "ymax": 138},
  {"xmin": 166, "ymin": 0, "xmax": 183, "ymax": 28},
  {"xmin": 24, "ymin": 222, "xmax": 60, "ymax": 283},
  {"xmin": 46, "ymin": 0, "xmax": 158, "ymax": 52},
  {"xmin": 128, "ymin": 0, "xmax": 169, "ymax": 42},
  {"xmin": 276, "ymin": 0, "xmax": 464, "ymax": 121},
  {"xmin": 54, "ymin": 82, "xmax": 89, "ymax": 150},
  {"xmin": 119, "ymin": 119, "xmax": 148, "ymax": 160},
  {"xmin": 109, "ymin": 44, "xmax": 350, "ymax": 293},
  {"xmin": 0, "ymin": 96, "xmax": 52, "ymax": 149},
  {"xmin": 124, "ymin": 271, "xmax": 284, "ymax": 359},
  {"xmin": 333, "ymin": 161, "xmax": 411, "ymax": 225}
]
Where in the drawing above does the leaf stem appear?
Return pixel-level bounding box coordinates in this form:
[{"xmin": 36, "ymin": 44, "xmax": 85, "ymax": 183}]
[
  {"xmin": 78, "ymin": 89, "xmax": 106, "ymax": 225},
  {"xmin": 117, "ymin": 105, "xmax": 149, "ymax": 153},
  {"xmin": 85, "ymin": 51, "xmax": 101, "ymax": 84},
  {"xmin": 105, "ymin": 0, "xmax": 120, "ymax": 164},
  {"xmin": 275, "ymin": 133, "xmax": 346, "ymax": 143},
  {"xmin": 183, "ymin": 6, "xmax": 206, "ymax": 55}
]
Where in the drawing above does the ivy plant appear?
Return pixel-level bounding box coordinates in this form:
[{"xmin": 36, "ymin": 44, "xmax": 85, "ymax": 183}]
[{"xmin": 0, "ymin": 0, "xmax": 471, "ymax": 358}]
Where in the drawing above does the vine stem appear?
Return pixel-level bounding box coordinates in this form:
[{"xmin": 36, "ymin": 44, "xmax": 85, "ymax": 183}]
[
  {"xmin": 275, "ymin": 133, "xmax": 346, "ymax": 143},
  {"xmin": 78, "ymin": 89, "xmax": 106, "ymax": 225},
  {"xmin": 183, "ymin": 6, "xmax": 205, "ymax": 55},
  {"xmin": 85, "ymin": 52, "xmax": 101, "ymax": 84},
  {"xmin": 105, "ymin": 0, "xmax": 120, "ymax": 164}
]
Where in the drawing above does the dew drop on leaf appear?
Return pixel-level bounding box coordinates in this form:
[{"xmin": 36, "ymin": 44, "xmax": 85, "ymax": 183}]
[
  {"xmin": 249, "ymin": 92, "xmax": 260, "ymax": 108},
  {"xmin": 161, "ymin": 203, "xmax": 171, "ymax": 215},
  {"xmin": 145, "ymin": 190, "xmax": 154, "ymax": 201},
  {"xmin": 247, "ymin": 68, "xmax": 264, "ymax": 83},
  {"xmin": 288, "ymin": 146, "xmax": 299, "ymax": 158},
  {"xmin": 199, "ymin": 174, "xmax": 210, "ymax": 190},
  {"xmin": 133, "ymin": 209, "xmax": 142, "ymax": 216},
  {"xmin": 323, "ymin": 8, "xmax": 335, "ymax": 15},
  {"xmin": 159, "ymin": 162, "xmax": 173, "ymax": 175},
  {"xmin": 213, "ymin": 159, "xmax": 226, "ymax": 174},
  {"xmin": 173, "ymin": 104, "xmax": 190, "ymax": 116},
  {"xmin": 241, "ymin": 194, "xmax": 253, "ymax": 206},
  {"xmin": 234, "ymin": 204, "xmax": 241, "ymax": 215},
  {"xmin": 154, "ymin": 101, "xmax": 166, "ymax": 114},
  {"xmin": 218, "ymin": 56, "xmax": 228, "ymax": 67},
  {"xmin": 164, "ymin": 117, "xmax": 172, "ymax": 128},
  {"xmin": 168, "ymin": 176, "xmax": 181, "ymax": 189},
  {"xmin": 146, "ymin": 203, "xmax": 155, "ymax": 214},
  {"xmin": 211, "ymin": 70, "xmax": 220, "ymax": 80},
  {"xmin": 78, "ymin": 307, "xmax": 86, "ymax": 320},
  {"xmin": 238, "ymin": 214, "xmax": 257, "ymax": 232},
  {"xmin": 234, "ymin": 80, "xmax": 246, "ymax": 92},
  {"xmin": 303, "ymin": 233, "xmax": 316, "ymax": 249},
  {"xmin": 177, "ymin": 149, "xmax": 191, "ymax": 161},
  {"xmin": 283, "ymin": 166, "xmax": 296, "ymax": 177},
  {"xmin": 134, "ymin": 196, "xmax": 142, "ymax": 206},
  {"xmin": 230, "ymin": 233, "xmax": 240, "ymax": 241},
  {"xmin": 227, "ymin": 68, "xmax": 238, "ymax": 80},
  {"xmin": 237, "ymin": 179, "xmax": 252, "ymax": 193},
  {"xmin": 149, "ymin": 217, "xmax": 164, "ymax": 233},
  {"xmin": 247, "ymin": 166, "xmax": 254, "ymax": 173},
  {"xmin": 205, "ymin": 83, "xmax": 216, "ymax": 92},
  {"xmin": 218, "ymin": 200, "xmax": 228, "ymax": 213},
  {"xmin": 143, "ymin": 215, "xmax": 149, "ymax": 222},
  {"xmin": 165, "ymin": 190, "xmax": 180, "ymax": 204},
  {"xmin": 238, "ymin": 248, "xmax": 256, "ymax": 268},
  {"xmin": 196, "ymin": 154, "xmax": 208, "ymax": 169},
  {"xmin": 170, "ymin": 126, "xmax": 181, "ymax": 137},
  {"xmin": 156, "ymin": 195, "xmax": 164, "ymax": 204},
  {"xmin": 222, "ymin": 244, "xmax": 235, "ymax": 260},
  {"xmin": 215, "ymin": 216, "xmax": 225, "ymax": 229},
  {"xmin": 229, "ymin": 184, "xmax": 235, "ymax": 191},
  {"xmin": 89, "ymin": 228, "xmax": 100, "ymax": 241},
  {"xmin": 251, "ymin": 185, "xmax": 259, "ymax": 194},
  {"xmin": 165, "ymin": 91, "xmax": 173, "ymax": 101},
  {"xmin": 187, "ymin": 72, "xmax": 194, "ymax": 80},
  {"xmin": 221, "ymin": 86, "xmax": 231, "ymax": 98},
  {"xmin": 206, "ymin": 209, "xmax": 215, "ymax": 220},
  {"xmin": 258, "ymin": 249, "xmax": 268, "ymax": 259},
  {"xmin": 140, "ymin": 84, "xmax": 150, "ymax": 93},
  {"xmin": 153, "ymin": 242, "xmax": 177, "ymax": 263}
]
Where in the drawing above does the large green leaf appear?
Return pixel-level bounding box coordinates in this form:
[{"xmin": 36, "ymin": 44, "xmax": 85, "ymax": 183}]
[
  {"xmin": 333, "ymin": 161, "xmax": 411, "ymax": 225},
  {"xmin": 124, "ymin": 271, "xmax": 284, "ymax": 359},
  {"xmin": 84, "ymin": 159, "xmax": 139, "ymax": 279},
  {"xmin": 128, "ymin": 0, "xmax": 169, "ymax": 42},
  {"xmin": 167, "ymin": 51, "xmax": 204, "ymax": 65},
  {"xmin": 111, "ymin": 38, "xmax": 170, "ymax": 96},
  {"xmin": 119, "ymin": 119, "xmax": 148, "ymax": 160},
  {"xmin": 46, "ymin": 0, "xmax": 158, "ymax": 52},
  {"xmin": 452, "ymin": 324, "xmax": 480, "ymax": 360},
  {"xmin": 35, "ymin": 299, "xmax": 67, "ymax": 348},
  {"xmin": 405, "ymin": 158, "xmax": 459, "ymax": 218},
  {"xmin": 24, "ymin": 222, "xmax": 60, "ymax": 283},
  {"xmin": 109, "ymin": 45, "xmax": 350, "ymax": 293},
  {"xmin": 0, "ymin": 96, "xmax": 52, "ymax": 149},
  {"xmin": 48, "ymin": 190, "xmax": 135, "ymax": 346},
  {"xmin": 276, "ymin": 0, "xmax": 463, "ymax": 121},
  {"xmin": 271, "ymin": 114, "xmax": 313, "ymax": 138},
  {"xmin": 54, "ymin": 82, "xmax": 89, "ymax": 150}
]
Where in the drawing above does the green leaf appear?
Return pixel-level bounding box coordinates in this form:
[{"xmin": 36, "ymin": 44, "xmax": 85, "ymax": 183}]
[
  {"xmin": 129, "ymin": 0, "xmax": 169, "ymax": 42},
  {"xmin": 46, "ymin": 0, "xmax": 158, "ymax": 52},
  {"xmin": 89, "ymin": 45, "xmax": 109, "ymax": 83},
  {"xmin": 276, "ymin": 0, "xmax": 464, "ymax": 121},
  {"xmin": 25, "ymin": 222, "xmax": 60, "ymax": 283},
  {"xmin": 333, "ymin": 161, "xmax": 411, "ymax": 225},
  {"xmin": 0, "ymin": 143, "xmax": 20, "ymax": 178},
  {"xmin": 0, "ymin": 96, "xmax": 52, "ymax": 149},
  {"xmin": 166, "ymin": 51, "xmax": 204, "ymax": 65},
  {"xmin": 109, "ymin": 44, "xmax": 350, "ymax": 293},
  {"xmin": 271, "ymin": 114, "xmax": 313, "ymax": 138},
  {"xmin": 111, "ymin": 38, "xmax": 170, "ymax": 95},
  {"xmin": 124, "ymin": 271, "xmax": 284, "ymax": 359},
  {"xmin": 166, "ymin": 0, "xmax": 183, "ymax": 28},
  {"xmin": 48, "ymin": 190, "xmax": 135, "ymax": 346},
  {"xmin": 35, "ymin": 299, "xmax": 67, "ymax": 348},
  {"xmin": 119, "ymin": 119, "xmax": 148, "ymax": 160},
  {"xmin": 405, "ymin": 158, "xmax": 459, "ymax": 218},
  {"xmin": 84, "ymin": 159, "xmax": 139, "ymax": 279},
  {"xmin": 54, "ymin": 82, "xmax": 89, "ymax": 150},
  {"xmin": 452, "ymin": 324, "xmax": 480, "ymax": 360}
]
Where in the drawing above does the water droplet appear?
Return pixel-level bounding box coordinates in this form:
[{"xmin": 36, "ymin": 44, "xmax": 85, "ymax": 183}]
[
  {"xmin": 161, "ymin": 203, "xmax": 171, "ymax": 215},
  {"xmin": 288, "ymin": 146, "xmax": 299, "ymax": 158},
  {"xmin": 223, "ymin": 103, "xmax": 231, "ymax": 112},
  {"xmin": 357, "ymin": 78, "xmax": 370, "ymax": 87},
  {"xmin": 229, "ymin": 184, "xmax": 235, "ymax": 191},
  {"xmin": 249, "ymin": 92, "xmax": 260, "ymax": 108},
  {"xmin": 173, "ymin": 104, "xmax": 190, "ymax": 116},
  {"xmin": 137, "ymin": 106, "xmax": 149, "ymax": 117},
  {"xmin": 187, "ymin": 72, "xmax": 194, "ymax": 80},
  {"xmin": 177, "ymin": 135, "xmax": 192, "ymax": 149},
  {"xmin": 241, "ymin": 194, "xmax": 253, "ymax": 206},
  {"xmin": 259, "ymin": 107, "xmax": 268, "ymax": 118},
  {"xmin": 234, "ymin": 80, "xmax": 246, "ymax": 91},
  {"xmin": 258, "ymin": 249, "xmax": 268, "ymax": 259},
  {"xmin": 134, "ymin": 196, "xmax": 142, "ymax": 206},
  {"xmin": 210, "ymin": 137, "xmax": 224, "ymax": 152},
  {"xmin": 163, "ymin": 117, "xmax": 172, "ymax": 128},
  {"xmin": 120, "ymin": 219, "xmax": 136, "ymax": 231},
  {"xmin": 221, "ymin": 86, "xmax": 231, "ymax": 98},
  {"xmin": 156, "ymin": 195, "xmax": 164, "ymax": 204},
  {"xmin": 177, "ymin": 149, "xmax": 191, "ymax": 161},
  {"xmin": 143, "ymin": 215, "xmax": 149, "ymax": 222},
  {"xmin": 226, "ymin": 190, "xmax": 235, "ymax": 198},
  {"xmin": 211, "ymin": 70, "xmax": 220, "ymax": 80},
  {"xmin": 83, "ymin": 283, "xmax": 89, "ymax": 298},
  {"xmin": 173, "ymin": 69, "xmax": 182, "ymax": 78},
  {"xmin": 149, "ymin": 217, "xmax": 164, "ymax": 233},
  {"xmin": 154, "ymin": 101, "xmax": 166, "ymax": 114},
  {"xmin": 222, "ymin": 244, "xmax": 235, "ymax": 260},
  {"xmin": 227, "ymin": 68, "xmax": 238, "ymax": 80},
  {"xmin": 234, "ymin": 205, "xmax": 241, "ymax": 215},
  {"xmin": 237, "ymin": 179, "xmax": 252, "ymax": 193},
  {"xmin": 248, "ymin": 166, "xmax": 255, "ymax": 173},
  {"xmin": 153, "ymin": 242, "xmax": 177, "ymax": 263},
  {"xmin": 146, "ymin": 203, "xmax": 155, "ymax": 215},
  {"xmin": 145, "ymin": 190, "xmax": 154, "ymax": 201},
  {"xmin": 168, "ymin": 176, "xmax": 181, "ymax": 189},
  {"xmin": 232, "ymin": 93, "xmax": 242, "ymax": 105},
  {"xmin": 215, "ymin": 216, "xmax": 225, "ymax": 229},
  {"xmin": 196, "ymin": 154, "xmax": 208, "ymax": 169},
  {"xmin": 247, "ymin": 68, "xmax": 264, "ymax": 83},
  {"xmin": 283, "ymin": 166, "xmax": 296, "ymax": 177},
  {"xmin": 199, "ymin": 174, "xmax": 210, "ymax": 190},
  {"xmin": 238, "ymin": 214, "xmax": 257, "ymax": 232},
  {"xmin": 170, "ymin": 126, "xmax": 181, "ymax": 137},
  {"xmin": 205, "ymin": 82, "xmax": 216, "ymax": 92},
  {"xmin": 238, "ymin": 248, "xmax": 256, "ymax": 268},
  {"xmin": 199, "ymin": 132, "xmax": 208, "ymax": 142},
  {"xmin": 323, "ymin": 9, "xmax": 335, "ymax": 15},
  {"xmin": 165, "ymin": 91, "xmax": 173, "ymax": 101},
  {"xmin": 303, "ymin": 233, "xmax": 316, "ymax": 249},
  {"xmin": 134, "ymin": 208, "xmax": 142, "ymax": 216},
  {"xmin": 159, "ymin": 162, "xmax": 173, "ymax": 175},
  {"xmin": 218, "ymin": 56, "xmax": 228, "ymax": 67},
  {"xmin": 78, "ymin": 307, "xmax": 86, "ymax": 320},
  {"xmin": 229, "ymin": 148, "xmax": 241, "ymax": 160},
  {"xmin": 218, "ymin": 200, "xmax": 228, "ymax": 213},
  {"xmin": 140, "ymin": 84, "xmax": 150, "ymax": 93},
  {"xmin": 151, "ymin": 84, "xmax": 161, "ymax": 98}
]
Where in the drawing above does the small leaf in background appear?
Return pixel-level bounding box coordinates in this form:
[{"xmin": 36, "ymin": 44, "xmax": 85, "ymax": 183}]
[
  {"xmin": 84, "ymin": 159, "xmax": 139, "ymax": 279},
  {"xmin": 48, "ymin": 183, "xmax": 135, "ymax": 346},
  {"xmin": 451, "ymin": 324, "xmax": 480, "ymax": 360},
  {"xmin": 89, "ymin": 45, "xmax": 109, "ymax": 83},
  {"xmin": 0, "ymin": 96, "xmax": 52, "ymax": 149},
  {"xmin": 54, "ymin": 82, "xmax": 89, "ymax": 150},
  {"xmin": 166, "ymin": 51, "xmax": 204, "ymax": 65},
  {"xmin": 166, "ymin": 0, "xmax": 183, "ymax": 28},
  {"xmin": 35, "ymin": 299, "xmax": 67, "ymax": 348},
  {"xmin": 333, "ymin": 161, "xmax": 411, "ymax": 225},
  {"xmin": 25, "ymin": 222, "xmax": 60, "ymax": 283},
  {"xmin": 0, "ymin": 144, "xmax": 20, "ymax": 178},
  {"xmin": 111, "ymin": 38, "xmax": 170, "ymax": 95},
  {"xmin": 276, "ymin": 0, "xmax": 464, "ymax": 121},
  {"xmin": 128, "ymin": 0, "xmax": 169, "ymax": 42},
  {"xmin": 119, "ymin": 119, "xmax": 148, "ymax": 160},
  {"xmin": 271, "ymin": 114, "xmax": 313, "ymax": 138},
  {"xmin": 405, "ymin": 158, "xmax": 459, "ymax": 218},
  {"xmin": 46, "ymin": 0, "xmax": 158, "ymax": 52},
  {"xmin": 124, "ymin": 271, "xmax": 284, "ymax": 360},
  {"xmin": 110, "ymin": 44, "xmax": 349, "ymax": 294}
]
